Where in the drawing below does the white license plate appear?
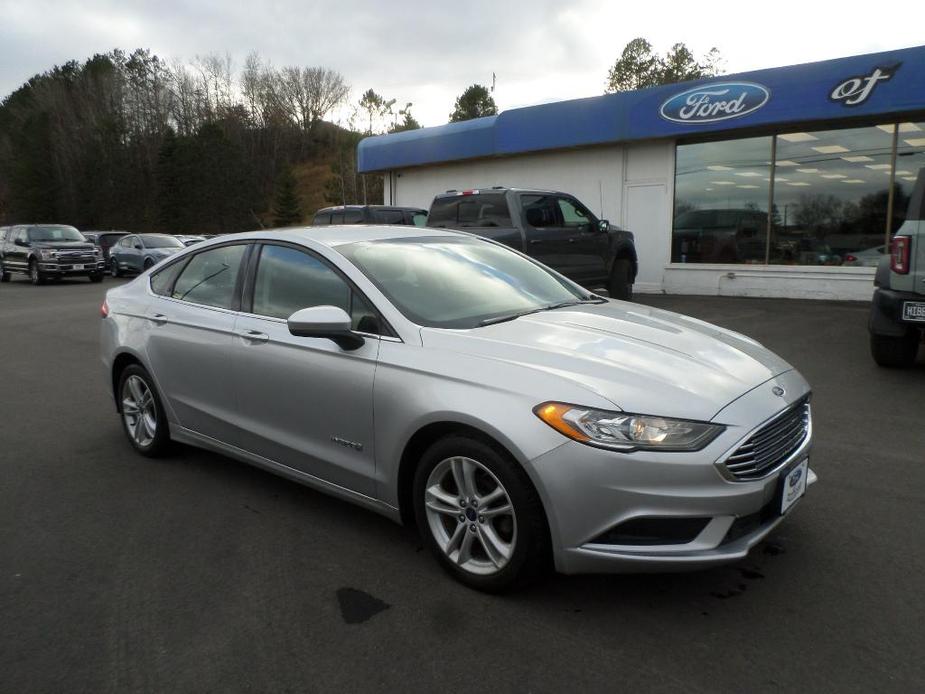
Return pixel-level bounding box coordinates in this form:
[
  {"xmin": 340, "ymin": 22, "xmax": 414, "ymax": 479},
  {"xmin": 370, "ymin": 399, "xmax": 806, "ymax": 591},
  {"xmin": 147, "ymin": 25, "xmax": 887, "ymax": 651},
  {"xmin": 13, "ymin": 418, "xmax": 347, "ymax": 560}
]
[
  {"xmin": 72, "ymin": 264, "xmax": 84, "ymax": 270},
  {"xmin": 902, "ymin": 301, "xmax": 925, "ymax": 322},
  {"xmin": 780, "ymin": 459, "xmax": 808, "ymax": 514}
]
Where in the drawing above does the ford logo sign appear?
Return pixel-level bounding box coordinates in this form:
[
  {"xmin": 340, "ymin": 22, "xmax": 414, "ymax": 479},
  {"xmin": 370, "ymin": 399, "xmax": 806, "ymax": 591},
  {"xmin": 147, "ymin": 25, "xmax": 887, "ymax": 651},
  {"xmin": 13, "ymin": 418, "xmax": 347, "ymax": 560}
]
[
  {"xmin": 659, "ymin": 82, "xmax": 770, "ymax": 124},
  {"xmin": 788, "ymin": 468, "xmax": 804, "ymax": 488}
]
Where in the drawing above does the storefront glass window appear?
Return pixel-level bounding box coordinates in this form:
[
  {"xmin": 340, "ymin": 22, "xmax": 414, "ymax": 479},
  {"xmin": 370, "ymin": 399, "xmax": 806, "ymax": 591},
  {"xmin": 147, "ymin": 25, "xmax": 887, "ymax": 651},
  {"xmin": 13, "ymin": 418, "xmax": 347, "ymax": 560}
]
[
  {"xmin": 672, "ymin": 122, "xmax": 925, "ymax": 267},
  {"xmin": 672, "ymin": 137, "xmax": 772, "ymax": 263},
  {"xmin": 771, "ymin": 124, "xmax": 894, "ymax": 266}
]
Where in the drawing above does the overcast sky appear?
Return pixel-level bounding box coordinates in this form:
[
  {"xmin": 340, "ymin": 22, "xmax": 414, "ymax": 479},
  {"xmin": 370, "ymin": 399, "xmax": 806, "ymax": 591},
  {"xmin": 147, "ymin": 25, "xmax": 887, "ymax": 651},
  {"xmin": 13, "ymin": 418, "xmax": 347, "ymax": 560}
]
[{"xmin": 1, "ymin": 0, "xmax": 922, "ymax": 127}]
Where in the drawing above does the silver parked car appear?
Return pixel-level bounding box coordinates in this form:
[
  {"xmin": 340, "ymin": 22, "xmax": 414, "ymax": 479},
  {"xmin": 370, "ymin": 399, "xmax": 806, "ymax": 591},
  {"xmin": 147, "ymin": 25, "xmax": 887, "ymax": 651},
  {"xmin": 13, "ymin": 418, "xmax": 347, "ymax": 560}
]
[
  {"xmin": 100, "ymin": 227, "xmax": 816, "ymax": 591},
  {"xmin": 110, "ymin": 233, "xmax": 185, "ymax": 277}
]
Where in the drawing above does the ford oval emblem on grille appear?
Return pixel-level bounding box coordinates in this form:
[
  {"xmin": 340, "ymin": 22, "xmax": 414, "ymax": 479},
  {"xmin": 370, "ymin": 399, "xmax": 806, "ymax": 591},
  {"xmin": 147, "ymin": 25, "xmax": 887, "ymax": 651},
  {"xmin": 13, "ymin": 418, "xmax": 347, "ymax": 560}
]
[
  {"xmin": 788, "ymin": 468, "xmax": 804, "ymax": 488},
  {"xmin": 772, "ymin": 386, "xmax": 785, "ymax": 397},
  {"xmin": 659, "ymin": 82, "xmax": 770, "ymax": 124}
]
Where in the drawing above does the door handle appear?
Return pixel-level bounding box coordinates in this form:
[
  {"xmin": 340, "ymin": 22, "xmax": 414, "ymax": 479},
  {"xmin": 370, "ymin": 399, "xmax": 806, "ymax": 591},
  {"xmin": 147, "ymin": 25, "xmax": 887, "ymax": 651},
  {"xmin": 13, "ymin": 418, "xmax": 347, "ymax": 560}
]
[
  {"xmin": 528, "ymin": 239, "xmax": 544, "ymax": 245},
  {"xmin": 148, "ymin": 313, "xmax": 168, "ymax": 325},
  {"xmin": 238, "ymin": 330, "xmax": 269, "ymax": 343},
  {"xmin": 567, "ymin": 237, "xmax": 577, "ymax": 243}
]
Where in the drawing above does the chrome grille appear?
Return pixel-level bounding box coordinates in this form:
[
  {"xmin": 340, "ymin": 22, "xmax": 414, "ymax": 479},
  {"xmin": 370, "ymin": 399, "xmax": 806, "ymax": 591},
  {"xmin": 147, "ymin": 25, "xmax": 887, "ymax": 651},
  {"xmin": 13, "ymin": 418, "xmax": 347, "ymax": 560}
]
[{"xmin": 723, "ymin": 399, "xmax": 810, "ymax": 481}]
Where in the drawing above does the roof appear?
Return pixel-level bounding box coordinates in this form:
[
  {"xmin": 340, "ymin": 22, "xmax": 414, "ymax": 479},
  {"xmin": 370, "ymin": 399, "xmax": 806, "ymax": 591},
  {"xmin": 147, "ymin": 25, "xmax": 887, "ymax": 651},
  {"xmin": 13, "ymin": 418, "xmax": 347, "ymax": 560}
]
[
  {"xmin": 232, "ymin": 225, "xmax": 465, "ymax": 248},
  {"xmin": 316, "ymin": 204, "xmax": 428, "ymax": 212},
  {"xmin": 358, "ymin": 44, "xmax": 925, "ymax": 173}
]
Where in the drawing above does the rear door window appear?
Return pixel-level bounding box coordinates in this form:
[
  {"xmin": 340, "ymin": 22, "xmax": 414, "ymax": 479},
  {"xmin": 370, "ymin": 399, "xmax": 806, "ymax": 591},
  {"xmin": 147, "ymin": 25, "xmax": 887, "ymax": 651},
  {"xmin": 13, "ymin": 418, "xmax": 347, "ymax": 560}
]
[
  {"xmin": 313, "ymin": 212, "xmax": 331, "ymax": 226},
  {"xmin": 521, "ymin": 195, "xmax": 561, "ymax": 228},
  {"xmin": 371, "ymin": 209, "xmax": 404, "ymax": 224},
  {"xmin": 427, "ymin": 193, "xmax": 512, "ymax": 228},
  {"xmin": 343, "ymin": 209, "xmax": 365, "ymax": 224},
  {"xmin": 171, "ymin": 244, "xmax": 247, "ymax": 310}
]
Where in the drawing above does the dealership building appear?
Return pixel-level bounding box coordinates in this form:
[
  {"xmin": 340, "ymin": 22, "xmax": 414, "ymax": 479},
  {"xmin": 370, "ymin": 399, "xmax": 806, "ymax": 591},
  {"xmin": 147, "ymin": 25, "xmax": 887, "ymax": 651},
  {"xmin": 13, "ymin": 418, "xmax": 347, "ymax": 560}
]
[{"xmin": 358, "ymin": 45, "xmax": 925, "ymax": 300}]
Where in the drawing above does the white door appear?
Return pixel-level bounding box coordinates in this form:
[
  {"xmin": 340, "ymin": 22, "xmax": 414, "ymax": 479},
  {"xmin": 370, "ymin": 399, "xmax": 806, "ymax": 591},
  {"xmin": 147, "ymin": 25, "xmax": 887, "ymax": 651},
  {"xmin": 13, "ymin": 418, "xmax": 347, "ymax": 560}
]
[{"xmin": 624, "ymin": 184, "xmax": 669, "ymax": 292}]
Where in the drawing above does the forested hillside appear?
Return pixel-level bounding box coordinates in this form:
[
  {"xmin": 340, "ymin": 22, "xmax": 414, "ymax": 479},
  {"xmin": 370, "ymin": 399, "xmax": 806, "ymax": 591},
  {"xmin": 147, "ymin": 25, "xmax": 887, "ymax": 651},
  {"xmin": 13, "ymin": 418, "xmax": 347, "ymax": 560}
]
[{"xmin": 0, "ymin": 49, "xmax": 387, "ymax": 232}]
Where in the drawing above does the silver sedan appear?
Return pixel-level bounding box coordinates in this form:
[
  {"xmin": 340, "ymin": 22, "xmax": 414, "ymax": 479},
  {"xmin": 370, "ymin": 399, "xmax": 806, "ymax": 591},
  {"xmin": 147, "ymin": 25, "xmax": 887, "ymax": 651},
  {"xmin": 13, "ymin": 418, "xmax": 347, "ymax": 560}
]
[{"xmin": 100, "ymin": 226, "xmax": 816, "ymax": 591}]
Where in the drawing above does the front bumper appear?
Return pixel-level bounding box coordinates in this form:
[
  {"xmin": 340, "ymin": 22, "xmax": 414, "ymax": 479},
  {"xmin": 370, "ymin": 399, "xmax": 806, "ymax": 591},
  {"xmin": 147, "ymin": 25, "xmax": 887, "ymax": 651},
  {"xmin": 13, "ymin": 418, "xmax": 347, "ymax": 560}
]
[
  {"xmin": 527, "ymin": 369, "xmax": 815, "ymax": 574},
  {"xmin": 38, "ymin": 260, "xmax": 105, "ymax": 275}
]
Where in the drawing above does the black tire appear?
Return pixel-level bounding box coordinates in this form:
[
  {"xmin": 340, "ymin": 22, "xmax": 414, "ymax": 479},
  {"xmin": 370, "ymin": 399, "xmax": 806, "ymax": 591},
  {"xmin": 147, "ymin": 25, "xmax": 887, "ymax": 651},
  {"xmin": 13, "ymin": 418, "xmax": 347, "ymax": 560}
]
[
  {"xmin": 608, "ymin": 258, "xmax": 634, "ymax": 301},
  {"xmin": 143, "ymin": 259, "xmax": 154, "ymax": 271},
  {"xmin": 89, "ymin": 273, "xmax": 103, "ymax": 283},
  {"xmin": 870, "ymin": 330, "xmax": 920, "ymax": 368},
  {"xmin": 111, "ymin": 258, "xmax": 120, "ymax": 278},
  {"xmin": 117, "ymin": 364, "xmax": 171, "ymax": 457},
  {"xmin": 29, "ymin": 259, "xmax": 45, "ymax": 285},
  {"xmin": 0, "ymin": 267, "xmax": 10, "ymax": 282},
  {"xmin": 413, "ymin": 434, "xmax": 550, "ymax": 593}
]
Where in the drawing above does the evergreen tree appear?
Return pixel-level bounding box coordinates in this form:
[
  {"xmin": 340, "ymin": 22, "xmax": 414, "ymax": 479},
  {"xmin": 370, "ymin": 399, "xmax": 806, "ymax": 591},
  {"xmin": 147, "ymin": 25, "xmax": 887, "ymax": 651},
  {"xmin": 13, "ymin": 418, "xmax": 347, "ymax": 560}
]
[
  {"xmin": 449, "ymin": 85, "xmax": 497, "ymax": 122},
  {"xmin": 272, "ymin": 168, "xmax": 303, "ymax": 227}
]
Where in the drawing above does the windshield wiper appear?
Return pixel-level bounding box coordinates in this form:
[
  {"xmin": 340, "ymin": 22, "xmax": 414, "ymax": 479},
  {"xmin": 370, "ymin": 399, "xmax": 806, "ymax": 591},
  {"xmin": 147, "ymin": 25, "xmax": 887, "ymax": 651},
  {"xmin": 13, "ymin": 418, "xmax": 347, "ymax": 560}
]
[{"xmin": 478, "ymin": 297, "xmax": 606, "ymax": 326}]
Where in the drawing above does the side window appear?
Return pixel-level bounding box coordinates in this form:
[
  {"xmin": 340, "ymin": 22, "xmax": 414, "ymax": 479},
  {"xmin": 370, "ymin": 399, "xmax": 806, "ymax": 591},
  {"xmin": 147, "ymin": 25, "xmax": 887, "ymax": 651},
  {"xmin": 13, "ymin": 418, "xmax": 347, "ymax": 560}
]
[
  {"xmin": 150, "ymin": 260, "xmax": 186, "ymax": 297},
  {"xmin": 557, "ymin": 198, "xmax": 593, "ymax": 231},
  {"xmin": 522, "ymin": 195, "xmax": 560, "ymax": 229},
  {"xmin": 252, "ymin": 245, "xmax": 350, "ymax": 319},
  {"xmin": 371, "ymin": 209, "xmax": 404, "ymax": 224},
  {"xmin": 251, "ymin": 245, "xmax": 383, "ymax": 334},
  {"xmin": 171, "ymin": 244, "xmax": 247, "ymax": 309},
  {"xmin": 343, "ymin": 209, "xmax": 364, "ymax": 224},
  {"xmin": 411, "ymin": 212, "xmax": 427, "ymax": 227},
  {"xmin": 331, "ymin": 211, "xmax": 345, "ymax": 224},
  {"xmin": 313, "ymin": 212, "xmax": 331, "ymax": 226}
]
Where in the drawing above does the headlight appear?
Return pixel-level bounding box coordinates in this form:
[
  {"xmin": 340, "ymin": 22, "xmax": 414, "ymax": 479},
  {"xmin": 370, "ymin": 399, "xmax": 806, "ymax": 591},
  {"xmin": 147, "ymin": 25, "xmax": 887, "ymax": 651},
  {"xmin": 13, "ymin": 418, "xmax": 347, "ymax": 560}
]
[
  {"xmin": 534, "ymin": 402, "xmax": 724, "ymax": 452},
  {"xmin": 38, "ymin": 249, "xmax": 56, "ymax": 260}
]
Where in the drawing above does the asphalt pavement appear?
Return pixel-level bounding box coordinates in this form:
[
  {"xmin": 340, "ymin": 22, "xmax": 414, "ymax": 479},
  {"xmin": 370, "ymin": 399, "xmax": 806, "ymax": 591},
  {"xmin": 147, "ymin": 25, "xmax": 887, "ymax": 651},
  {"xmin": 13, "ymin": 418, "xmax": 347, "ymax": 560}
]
[{"xmin": 1, "ymin": 276, "xmax": 924, "ymax": 693}]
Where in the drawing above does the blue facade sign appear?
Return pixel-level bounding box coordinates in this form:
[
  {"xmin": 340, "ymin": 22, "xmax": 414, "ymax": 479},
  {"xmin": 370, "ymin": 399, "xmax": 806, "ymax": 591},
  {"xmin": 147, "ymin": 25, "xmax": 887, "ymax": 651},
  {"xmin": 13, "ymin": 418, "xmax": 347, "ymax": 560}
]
[
  {"xmin": 659, "ymin": 82, "xmax": 770, "ymax": 124},
  {"xmin": 358, "ymin": 45, "xmax": 925, "ymax": 173}
]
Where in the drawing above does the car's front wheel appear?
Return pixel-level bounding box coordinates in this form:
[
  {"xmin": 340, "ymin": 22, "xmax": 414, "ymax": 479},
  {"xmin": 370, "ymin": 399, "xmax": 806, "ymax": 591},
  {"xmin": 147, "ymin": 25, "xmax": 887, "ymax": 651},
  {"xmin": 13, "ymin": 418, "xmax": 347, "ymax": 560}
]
[
  {"xmin": 29, "ymin": 259, "xmax": 45, "ymax": 285},
  {"xmin": 118, "ymin": 364, "xmax": 170, "ymax": 457},
  {"xmin": 871, "ymin": 330, "xmax": 920, "ymax": 368},
  {"xmin": 110, "ymin": 258, "xmax": 121, "ymax": 277},
  {"xmin": 0, "ymin": 266, "xmax": 10, "ymax": 282},
  {"xmin": 413, "ymin": 435, "xmax": 550, "ymax": 592}
]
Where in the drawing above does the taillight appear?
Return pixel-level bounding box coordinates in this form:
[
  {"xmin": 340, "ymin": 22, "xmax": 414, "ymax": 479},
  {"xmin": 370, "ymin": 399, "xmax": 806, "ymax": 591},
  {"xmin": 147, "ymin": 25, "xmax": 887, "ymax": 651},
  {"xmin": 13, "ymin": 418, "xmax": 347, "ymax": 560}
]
[
  {"xmin": 100, "ymin": 299, "xmax": 109, "ymax": 318},
  {"xmin": 891, "ymin": 236, "xmax": 911, "ymax": 274},
  {"xmin": 844, "ymin": 254, "xmax": 857, "ymax": 263}
]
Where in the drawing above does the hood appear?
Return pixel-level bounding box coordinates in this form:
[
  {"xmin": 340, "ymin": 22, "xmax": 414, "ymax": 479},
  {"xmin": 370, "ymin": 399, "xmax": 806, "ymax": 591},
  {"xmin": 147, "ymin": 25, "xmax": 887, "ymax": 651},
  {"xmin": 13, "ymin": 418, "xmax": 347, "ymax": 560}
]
[
  {"xmin": 421, "ymin": 302, "xmax": 793, "ymax": 421},
  {"xmin": 33, "ymin": 241, "xmax": 96, "ymax": 252}
]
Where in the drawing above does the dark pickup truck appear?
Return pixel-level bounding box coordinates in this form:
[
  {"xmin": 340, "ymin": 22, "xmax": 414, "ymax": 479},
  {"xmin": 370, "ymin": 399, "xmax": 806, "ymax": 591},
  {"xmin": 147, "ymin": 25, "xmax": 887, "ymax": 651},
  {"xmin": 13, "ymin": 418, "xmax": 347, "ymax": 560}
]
[{"xmin": 426, "ymin": 187, "xmax": 638, "ymax": 299}]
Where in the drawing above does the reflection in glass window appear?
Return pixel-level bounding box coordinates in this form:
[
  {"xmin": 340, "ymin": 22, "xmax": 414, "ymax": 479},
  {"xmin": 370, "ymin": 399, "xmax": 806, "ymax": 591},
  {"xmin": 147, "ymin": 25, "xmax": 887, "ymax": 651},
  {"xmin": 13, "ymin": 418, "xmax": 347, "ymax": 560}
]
[
  {"xmin": 253, "ymin": 245, "xmax": 350, "ymax": 319},
  {"xmin": 172, "ymin": 245, "xmax": 246, "ymax": 309},
  {"xmin": 672, "ymin": 137, "xmax": 772, "ymax": 263},
  {"xmin": 771, "ymin": 125, "xmax": 895, "ymax": 266}
]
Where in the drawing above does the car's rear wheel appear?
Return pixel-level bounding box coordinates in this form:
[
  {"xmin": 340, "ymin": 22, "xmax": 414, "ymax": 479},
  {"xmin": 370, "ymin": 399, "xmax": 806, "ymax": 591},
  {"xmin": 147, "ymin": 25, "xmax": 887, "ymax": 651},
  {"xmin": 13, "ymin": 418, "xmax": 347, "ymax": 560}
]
[
  {"xmin": 111, "ymin": 258, "xmax": 121, "ymax": 277},
  {"xmin": 871, "ymin": 330, "xmax": 920, "ymax": 368},
  {"xmin": 118, "ymin": 364, "xmax": 170, "ymax": 457},
  {"xmin": 29, "ymin": 260, "xmax": 45, "ymax": 285},
  {"xmin": 609, "ymin": 258, "xmax": 633, "ymax": 301},
  {"xmin": 413, "ymin": 435, "xmax": 549, "ymax": 592}
]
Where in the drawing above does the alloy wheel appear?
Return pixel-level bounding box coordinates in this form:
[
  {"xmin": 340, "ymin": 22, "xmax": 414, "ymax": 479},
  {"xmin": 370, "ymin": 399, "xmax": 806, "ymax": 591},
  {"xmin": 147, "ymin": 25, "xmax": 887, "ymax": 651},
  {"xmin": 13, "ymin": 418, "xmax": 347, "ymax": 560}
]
[
  {"xmin": 122, "ymin": 375, "xmax": 157, "ymax": 447},
  {"xmin": 423, "ymin": 456, "xmax": 517, "ymax": 575}
]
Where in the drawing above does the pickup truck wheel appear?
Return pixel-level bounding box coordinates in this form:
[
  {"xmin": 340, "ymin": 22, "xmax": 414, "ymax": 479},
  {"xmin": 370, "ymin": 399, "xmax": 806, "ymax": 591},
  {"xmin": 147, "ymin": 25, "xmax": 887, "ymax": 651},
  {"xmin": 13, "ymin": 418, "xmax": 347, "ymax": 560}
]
[
  {"xmin": 89, "ymin": 273, "xmax": 103, "ymax": 283},
  {"xmin": 413, "ymin": 435, "xmax": 550, "ymax": 593},
  {"xmin": 870, "ymin": 330, "xmax": 919, "ymax": 368},
  {"xmin": 0, "ymin": 268, "xmax": 10, "ymax": 282},
  {"xmin": 29, "ymin": 260, "xmax": 45, "ymax": 285},
  {"xmin": 608, "ymin": 259, "xmax": 633, "ymax": 301}
]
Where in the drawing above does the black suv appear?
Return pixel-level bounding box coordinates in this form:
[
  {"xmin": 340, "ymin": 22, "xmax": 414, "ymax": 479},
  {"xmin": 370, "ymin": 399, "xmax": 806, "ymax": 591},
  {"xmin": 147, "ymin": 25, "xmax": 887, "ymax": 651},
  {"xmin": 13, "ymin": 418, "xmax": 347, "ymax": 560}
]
[
  {"xmin": 82, "ymin": 231, "xmax": 129, "ymax": 269},
  {"xmin": 427, "ymin": 187, "xmax": 638, "ymax": 299},
  {"xmin": 0, "ymin": 224, "xmax": 104, "ymax": 284},
  {"xmin": 312, "ymin": 205, "xmax": 427, "ymax": 226}
]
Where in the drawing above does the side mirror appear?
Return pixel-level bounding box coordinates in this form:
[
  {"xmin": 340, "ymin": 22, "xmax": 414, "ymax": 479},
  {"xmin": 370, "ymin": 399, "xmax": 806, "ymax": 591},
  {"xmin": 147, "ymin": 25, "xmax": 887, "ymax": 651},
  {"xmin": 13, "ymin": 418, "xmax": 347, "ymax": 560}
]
[
  {"xmin": 134, "ymin": 244, "xmax": 143, "ymax": 250},
  {"xmin": 287, "ymin": 305, "xmax": 364, "ymax": 350},
  {"xmin": 598, "ymin": 219, "xmax": 610, "ymax": 233},
  {"xmin": 14, "ymin": 238, "xmax": 27, "ymax": 247}
]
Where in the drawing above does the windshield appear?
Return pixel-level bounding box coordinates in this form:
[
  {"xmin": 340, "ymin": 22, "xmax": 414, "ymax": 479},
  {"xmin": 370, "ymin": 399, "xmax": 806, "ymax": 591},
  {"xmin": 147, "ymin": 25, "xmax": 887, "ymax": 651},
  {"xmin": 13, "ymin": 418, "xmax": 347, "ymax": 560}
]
[
  {"xmin": 338, "ymin": 237, "xmax": 590, "ymax": 329},
  {"xmin": 140, "ymin": 234, "xmax": 184, "ymax": 249},
  {"xmin": 27, "ymin": 226, "xmax": 85, "ymax": 243}
]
